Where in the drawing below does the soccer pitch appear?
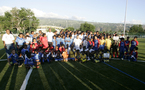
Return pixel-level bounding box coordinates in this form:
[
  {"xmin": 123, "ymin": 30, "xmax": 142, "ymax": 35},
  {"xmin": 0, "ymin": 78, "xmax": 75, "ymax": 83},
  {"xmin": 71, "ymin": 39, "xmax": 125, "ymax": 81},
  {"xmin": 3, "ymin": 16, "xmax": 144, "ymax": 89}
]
[{"xmin": 0, "ymin": 38, "xmax": 145, "ymax": 90}]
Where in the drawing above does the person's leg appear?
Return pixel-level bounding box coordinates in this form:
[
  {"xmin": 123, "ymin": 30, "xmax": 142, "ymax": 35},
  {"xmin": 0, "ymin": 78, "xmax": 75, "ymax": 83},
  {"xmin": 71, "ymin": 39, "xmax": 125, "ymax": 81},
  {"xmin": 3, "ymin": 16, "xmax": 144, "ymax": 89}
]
[{"xmin": 5, "ymin": 44, "xmax": 12, "ymax": 59}]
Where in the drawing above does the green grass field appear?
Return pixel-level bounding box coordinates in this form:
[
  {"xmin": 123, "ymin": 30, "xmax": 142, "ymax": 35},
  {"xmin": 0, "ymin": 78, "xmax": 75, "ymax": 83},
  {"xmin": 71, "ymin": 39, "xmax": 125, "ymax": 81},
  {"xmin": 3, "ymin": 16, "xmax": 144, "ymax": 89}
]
[{"xmin": 0, "ymin": 38, "xmax": 145, "ymax": 90}]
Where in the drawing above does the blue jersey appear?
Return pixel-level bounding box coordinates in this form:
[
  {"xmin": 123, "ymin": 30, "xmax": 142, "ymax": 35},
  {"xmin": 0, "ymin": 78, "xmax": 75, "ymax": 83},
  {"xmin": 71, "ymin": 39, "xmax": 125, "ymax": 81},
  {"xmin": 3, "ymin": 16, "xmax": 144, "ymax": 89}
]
[
  {"xmin": 52, "ymin": 39, "xmax": 56, "ymax": 46},
  {"xmin": 21, "ymin": 48, "xmax": 29, "ymax": 56},
  {"xmin": 25, "ymin": 57, "xmax": 34, "ymax": 65},
  {"xmin": 29, "ymin": 34, "xmax": 33, "ymax": 38},
  {"xmin": 56, "ymin": 38, "xmax": 61, "ymax": 45},
  {"xmin": 65, "ymin": 37, "xmax": 71, "ymax": 45},
  {"xmin": 94, "ymin": 39, "xmax": 99, "ymax": 48},
  {"xmin": 60, "ymin": 38, "xmax": 65, "ymax": 45},
  {"xmin": 34, "ymin": 54, "xmax": 39, "ymax": 60},
  {"xmin": 70, "ymin": 39, "xmax": 73, "ymax": 45},
  {"xmin": 9, "ymin": 53, "xmax": 18, "ymax": 61},
  {"xmin": 39, "ymin": 52, "xmax": 42, "ymax": 60},
  {"xmin": 16, "ymin": 37, "xmax": 25, "ymax": 45}
]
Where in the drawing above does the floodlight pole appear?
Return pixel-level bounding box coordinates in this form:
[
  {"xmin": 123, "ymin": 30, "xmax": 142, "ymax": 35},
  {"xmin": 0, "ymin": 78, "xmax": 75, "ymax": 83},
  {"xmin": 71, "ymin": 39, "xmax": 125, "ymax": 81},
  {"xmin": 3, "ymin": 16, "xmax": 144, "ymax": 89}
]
[{"xmin": 123, "ymin": 0, "xmax": 128, "ymax": 36}]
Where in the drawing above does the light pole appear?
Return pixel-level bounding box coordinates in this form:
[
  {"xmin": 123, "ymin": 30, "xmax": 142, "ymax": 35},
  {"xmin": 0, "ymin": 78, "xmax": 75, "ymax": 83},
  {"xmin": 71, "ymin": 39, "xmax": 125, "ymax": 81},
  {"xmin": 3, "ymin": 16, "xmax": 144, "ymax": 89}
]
[{"xmin": 123, "ymin": 0, "xmax": 128, "ymax": 36}]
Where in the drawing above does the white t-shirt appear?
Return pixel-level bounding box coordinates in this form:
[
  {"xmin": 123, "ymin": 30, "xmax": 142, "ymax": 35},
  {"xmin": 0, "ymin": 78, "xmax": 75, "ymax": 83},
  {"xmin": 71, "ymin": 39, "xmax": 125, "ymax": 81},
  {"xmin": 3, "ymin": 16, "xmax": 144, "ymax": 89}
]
[
  {"xmin": 46, "ymin": 32, "xmax": 54, "ymax": 42},
  {"xmin": 83, "ymin": 40, "xmax": 88, "ymax": 48},
  {"xmin": 2, "ymin": 33, "xmax": 14, "ymax": 44},
  {"xmin": 73, "ymin": 38, "xmax": 82, "ymax": 49},
  {"xmin": 79, "ymin": 35, "xmax": 84, "ymax": 40}
]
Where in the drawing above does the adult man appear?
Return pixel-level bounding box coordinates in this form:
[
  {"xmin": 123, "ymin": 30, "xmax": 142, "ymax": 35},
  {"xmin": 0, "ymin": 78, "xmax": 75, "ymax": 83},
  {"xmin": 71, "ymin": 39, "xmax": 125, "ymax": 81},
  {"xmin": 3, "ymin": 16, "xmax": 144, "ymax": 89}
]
[
  {"xmin": 73, "ymin": 35, "xmax": 82, "ymax": 50},
  {"xmin": 46, "ymin": 28, "xmax": 54, "ymax": 45},
  {"xmin": 2, "ymin": 29, "xmax": 15, "ymax": 59}
]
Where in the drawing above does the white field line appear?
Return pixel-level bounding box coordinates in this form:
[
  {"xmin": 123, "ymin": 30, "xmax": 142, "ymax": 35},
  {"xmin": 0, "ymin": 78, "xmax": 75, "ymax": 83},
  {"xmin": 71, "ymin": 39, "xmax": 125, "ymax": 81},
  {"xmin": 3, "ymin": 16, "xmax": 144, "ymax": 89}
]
[
  {"xmin": 111, "ymin": 58, "xmax": 145, "ymax": 62},
  {"xmin": 20, "ymin": 67, "xmax": 33, "ymax": 90}
]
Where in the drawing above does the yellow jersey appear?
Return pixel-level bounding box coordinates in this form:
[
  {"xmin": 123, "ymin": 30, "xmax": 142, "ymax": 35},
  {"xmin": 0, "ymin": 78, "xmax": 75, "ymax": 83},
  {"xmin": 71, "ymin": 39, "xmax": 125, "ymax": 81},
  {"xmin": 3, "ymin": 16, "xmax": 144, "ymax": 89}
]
[
  {"xmin": 100, "ymin": 39, "xmax": 105, "ymax": 45},
  {"xmin": 105, "ymin": 39, "xmax": 111, "ymax": 50}
]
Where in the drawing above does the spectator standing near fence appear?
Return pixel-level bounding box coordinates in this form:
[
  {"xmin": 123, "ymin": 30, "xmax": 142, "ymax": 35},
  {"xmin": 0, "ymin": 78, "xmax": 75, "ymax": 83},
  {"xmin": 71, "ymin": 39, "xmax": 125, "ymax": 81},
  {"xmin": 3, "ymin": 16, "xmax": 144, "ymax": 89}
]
[{"xmin": 2, "ymin": 29, "xmax": 15, "ymax": 59}]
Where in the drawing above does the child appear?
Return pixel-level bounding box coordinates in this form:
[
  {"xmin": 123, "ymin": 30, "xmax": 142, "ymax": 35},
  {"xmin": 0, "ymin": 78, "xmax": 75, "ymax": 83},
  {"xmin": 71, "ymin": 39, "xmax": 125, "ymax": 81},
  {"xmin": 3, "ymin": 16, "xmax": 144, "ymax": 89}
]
[
  {"xmin": 65, "ymin": 34, "xmax": 71, "ymax": 47},
  {"xmin": 17, "ymin": 52, "xmax": 24, "ymax": 67},
  {"xmin": 55, "ymin": 51, "xmax": 63, "ymax": 61},
  {"xmin": 130, "ymin": 47, "xmax": 138, "ymax": 62},
  {"xmin": 70, "ymin": 35, "xmax": 73, "ymax": 47},
  {"xmin": 42, "ymin": 51, "xmax": 49, "ymax": 62},
  {"xmin": 48, "ymin": 50, "xmax": 56, "ymax": 62},
  {"xmin": 54, "ymin": 46, "xmax": 59, "ymax": 53},
  {"xmin": 119, "ymin": 38, "xmax": 126, "ymax": 60},
  {"xmin": 75, "ymin": 50, "xmax": 81, "ymax": 61},
  {"xmin": 60, "ymin": 35, "xmax": 65, "ymax": 46},
  {"xmin": 59, "ymin": 44, "xmax": 65, "ymax": 53},
  {"xmin": 8, "ymin": 49, "xmax": 18, "ymax": 66},
  {"xmin": 130, "ymin": 36, "xmax": 139, "ymax": 52},
  {"xmin": 102, "ymin": 47, "xmax": 111, "ymax": 62},
  {"xmin": 111, "ymin": 40, "xmax": 119, "ymax": 58},
  {"xmin": 30, "ymin": 43, "xmax": 37, "ymax": 53},
  {"xmin": 94, "ymin": 51, "xmax": 100, "ymax": 63},
  {"xmin": 83, "ymin": 37, "xmax": 88, "ymax": 48},
  {"xmin": 34, "ymin": 50, "xmax": 40, "ymax": 68},
  {"xmin": 93, "ymin": 36, "xmax": 99, "ymax": 51},
  {"xmin": 80, "ymin": 51, "xmax": 87, "ymax": 63},
  {"xmin": 56, "ymin": 35, "xmax": 61, "ymax": 47},
  {"xmin": 45, "ymin": 47, "xmax": 51, "ymax": 54},
  {"xmin": 25, "ymin": 52, "xmax": 34, "ymax": 69},
  {"xmin": 52, "ymin": 35, "xmax": 57, "ymax": 48},
  {"xmin": 21, "ymin": 45, "xmax": 29, "ymax": 56},
  {"xmin": 69, "ymin": 47, "xmax": 75, "ymax": 61},
  {"xmin": 99, "ymin": 36, "xmax": 105, "ymax": 50},
  {"xmin": 105, "ymin": 35, "xmax": 112, "ymax": 51},
  {"xmin": 125, "ymin": 37, "xmax": 130, "ymax": 53},
  {"xmin": 62, "ymin": 48, "xmax": 69, "ymax": 62}
]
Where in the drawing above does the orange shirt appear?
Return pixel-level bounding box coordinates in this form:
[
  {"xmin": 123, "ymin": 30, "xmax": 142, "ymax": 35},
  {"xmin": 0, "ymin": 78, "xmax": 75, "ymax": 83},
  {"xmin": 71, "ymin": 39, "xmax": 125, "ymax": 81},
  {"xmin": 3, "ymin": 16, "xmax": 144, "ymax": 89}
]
[{"xmin": 62, "ymin": 51, "xmax": 68, "ymax": 58}]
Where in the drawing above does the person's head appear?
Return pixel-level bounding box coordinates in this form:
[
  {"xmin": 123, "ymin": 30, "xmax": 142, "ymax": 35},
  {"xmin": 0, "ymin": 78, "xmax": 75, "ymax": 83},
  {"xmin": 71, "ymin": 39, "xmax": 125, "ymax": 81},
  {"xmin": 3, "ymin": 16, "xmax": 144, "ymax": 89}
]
[
  {"xmin": 35, "ymin": 50, "xmax": 38, "ymax": 54},
  {"xmin": 24, "ymin": 45, "xmax": 27, "ymax": 49},
  {"xmin": 83, "ymin": 46, "xmax": 86, "ymax": 50},
  {"xmin": 39, "ymin": 30, "xmax": 42, "ymax": 34},
  {"xmin": 82, "ymin": 51, "xmax": 85, "ymax": 55},
  {"xmin": 76, "ymin": 35, "xmax": 79, "ymax": 39},
  {"xmin": 121, "ymin": 38, "xmax": 124, "ymax": 41},
  {"xmin": 65, "ymin": 48, "xmax": 68, "ymax": 52},
  {"xmin": 62, "ymin": 44, "xmax": 65, "ymax": 48},
  {"xmin": 51, "ymin": 49, "xmax": 54, "ymax": 53},
  {"xmin": 101, "ymin": 36, "xmax": 104, "ymax": 39},
  {"xmin": 47, "ymin": 47, "xmax": 50, "ymax": 51},
  {"xmin": 107, "ymin": 35, "xmax": 110, "ymax": 39},
  {"xmin": 32, "ymin": 43, "xmax": 35, "ymax": 48},
  {"xmin": 19, "ymin": 33, "xmax": 23, "ymax": 38},
  {"xmin": 18, "ymin": 52, "xmax": 22, "ymax": 57},
  {"xmin": 134, "ymin": 47, "xmax": 138, "ymax": 51},
  {"xmin": 6, "ymin": 29, "xmax": 10, "ymax": 34},
  {"xmin": 31, "ymin": 31, "xmax": 34, "ymax": 35},
  {"xmin": 76, "ymin": 50, "xmax": 80, "ymax": 54},
  {"xmin": 134, "ymin": 36, "xmax": 137, "ymax": 41},
  {"xmin": 33, "ymin": 38, "xmax": 36, "ymax": 43},
  {"xmin": 63, "ymin": 35, "xmax": 65, "ymax": 39},
  {"xmin": 49, "ymin": 28, "xmax": 51, "ymax": 32},
  {"xmin": 70, "ymin": 35, "xmax": 72, "ymax": 39},
  {"xmin": 11, "ymin": 49, "xmax": 15, "ymax": 54},
  {"xmin": 53, "ymin": 35, "xmax": 56, "ymax": 39},
  {"xmin": 95, "ymin": 36, "xmax": 98, "ymax": 40},
  {"xmin": 26, "ymin": 32, "xmax": 29, "ymax": 36},
  {"xmin": 27, "ymin": 52, "xmax": 31, "ymax": 58},
  {"xmin": 42, "ymin": 33, "xmax": 46, "ymax": 37},
  {"xmin": 67, "ymin": 34, "xmax": 69, "ymax": 38},
  {"xmin": 55, "ymin": 46, "xmax": 58, "ymax": 49},
  {"xmin": 127, "ymin": 36, "xmax": 130, "ymax": 40},
  {"xmin": 91, "ymin": 38, "xmax": 93, "ymax": 41}
]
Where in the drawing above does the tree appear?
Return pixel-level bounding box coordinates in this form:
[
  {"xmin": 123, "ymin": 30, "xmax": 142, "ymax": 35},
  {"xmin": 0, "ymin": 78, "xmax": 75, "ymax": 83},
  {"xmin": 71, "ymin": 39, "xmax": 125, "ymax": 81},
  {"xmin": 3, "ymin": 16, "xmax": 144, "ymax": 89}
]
[
  {"xmin": 66, "ymin": 27, "xmax": 74, "ymax": 31},
  {"xmin": 0, "ymin": 7, "xmax": 39, "ymax": 33},
  {"xmin": 129, "ymin": 25, "xmax": 144, "ymax": 33},
  {"xmin": 79, "ymin": 22, "xmax": 95, "ymax": 32}
]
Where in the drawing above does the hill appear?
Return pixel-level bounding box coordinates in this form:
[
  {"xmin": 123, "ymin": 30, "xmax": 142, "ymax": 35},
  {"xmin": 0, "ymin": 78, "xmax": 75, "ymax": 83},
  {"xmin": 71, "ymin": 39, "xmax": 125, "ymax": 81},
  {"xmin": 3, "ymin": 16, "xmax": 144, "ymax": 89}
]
[{"xmin": 38, "ymin": 17, "xmax": 145, "ymax": 32}]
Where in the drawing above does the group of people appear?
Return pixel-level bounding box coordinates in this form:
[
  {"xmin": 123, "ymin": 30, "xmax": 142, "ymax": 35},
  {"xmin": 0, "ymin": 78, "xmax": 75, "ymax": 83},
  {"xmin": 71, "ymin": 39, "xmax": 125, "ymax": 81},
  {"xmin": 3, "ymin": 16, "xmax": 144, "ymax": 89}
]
[{"xmin": 2, "ymin": 29, "xmax": 139, "ymax": 69}]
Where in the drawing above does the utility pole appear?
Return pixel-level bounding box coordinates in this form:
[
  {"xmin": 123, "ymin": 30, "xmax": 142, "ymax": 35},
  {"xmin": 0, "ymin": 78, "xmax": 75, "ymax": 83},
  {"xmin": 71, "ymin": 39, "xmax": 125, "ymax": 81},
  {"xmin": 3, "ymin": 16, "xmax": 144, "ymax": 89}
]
[{"xmin": 123, "ymin": 0, "xmax": 128, "ymax": 36}]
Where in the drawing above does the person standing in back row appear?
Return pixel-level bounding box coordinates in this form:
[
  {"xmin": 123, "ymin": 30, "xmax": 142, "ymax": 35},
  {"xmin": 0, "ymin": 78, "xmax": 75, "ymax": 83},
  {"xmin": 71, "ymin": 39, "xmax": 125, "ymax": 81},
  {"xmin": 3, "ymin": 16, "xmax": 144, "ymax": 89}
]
[
  {"xmin": 46, "ymin": 28, "xmax": 54, "ymax": 46},
  {"xmin": 2, "ymin": 29, "xmax": 15, "ymax": 59}
]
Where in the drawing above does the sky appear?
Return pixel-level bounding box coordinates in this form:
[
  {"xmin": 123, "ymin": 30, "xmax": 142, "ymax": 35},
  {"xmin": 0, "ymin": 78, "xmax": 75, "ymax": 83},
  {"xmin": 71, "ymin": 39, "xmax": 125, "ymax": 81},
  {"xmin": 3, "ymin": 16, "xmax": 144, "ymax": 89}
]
[{"xmin": 0, "ymin": 0, "xmax": 145, "ymax": 24}]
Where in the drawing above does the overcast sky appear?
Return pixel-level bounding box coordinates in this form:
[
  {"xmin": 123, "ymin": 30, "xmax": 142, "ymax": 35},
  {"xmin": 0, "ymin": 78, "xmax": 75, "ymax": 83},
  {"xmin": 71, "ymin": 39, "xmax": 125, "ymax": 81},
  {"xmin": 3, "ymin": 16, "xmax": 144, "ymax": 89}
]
[{"xmin": 0, "ymin": 0, "xmax": 145, "ymax": 24}]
